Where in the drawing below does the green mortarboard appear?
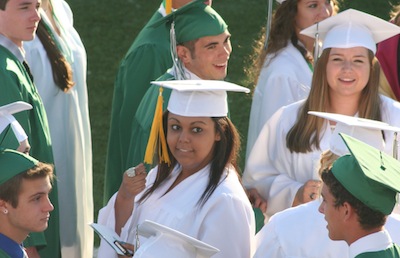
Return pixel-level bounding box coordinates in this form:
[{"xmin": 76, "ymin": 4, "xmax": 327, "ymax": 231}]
[
  {"xmin": 0, "ymin": 148, "xmax": 38, "ymax": 185},
  {"xmin": 152, "ymin": 0, "xmax": 227, "ymax": 43},
  {"xmin": 331, "ymin": 134, "xmax": 400, "ymax": 215}
]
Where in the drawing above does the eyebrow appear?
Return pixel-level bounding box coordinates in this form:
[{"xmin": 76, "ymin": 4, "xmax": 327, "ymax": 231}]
[
  {"xmin": 168, "ymin": 117, "xmax": 208, "ymax": 125},
  {"xmin": 203, "ymin": 35, "xmax": 231, "ymax": 48}
]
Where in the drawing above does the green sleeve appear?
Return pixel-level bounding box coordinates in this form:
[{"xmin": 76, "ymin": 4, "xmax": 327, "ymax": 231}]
[{"xmin": 104, "ymin": 44, "xmax": 172, "ymax": 202}]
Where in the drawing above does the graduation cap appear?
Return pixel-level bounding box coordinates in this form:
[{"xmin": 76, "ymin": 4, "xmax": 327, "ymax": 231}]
[
  {"xmin": 134, "ymin": 220, "xmax": 219, "ymax": 258},
  {"xmin": 0, "ymin": 148, "xmax": 38, "ymax": 185},
  {"xmin": 151, "ymin": 0, "xmax": 227, "ymax": 80},
  {"xmin": 300, "ymin": 9, "xmax": 400, "ymax": 54},
  {"xmin": 331, "ymin": 134, "xmax": 400, "ymax": 215},
  {"xmin": 308, "ymin": 111, "xmax": 400, "ymax": 157},
  {"xmin": 144, "ymin": 80, "xmax": 249, "ymax": 165},
  {"xmin": 0, "ymin": 101, "xmax": 32, "ymax": 143},
  {"xmin": 152, "ymin": 0, "xmax": 227, "ymax": 44}
]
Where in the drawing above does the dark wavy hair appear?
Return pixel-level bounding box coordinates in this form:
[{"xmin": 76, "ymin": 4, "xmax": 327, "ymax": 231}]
[
  {"xmin": 321, "ymin": 168, "xmax": 387, "ymax": 230},
  {"xmin": 139, "ymin": 111, "xmax": 242, "ymax": 207}
]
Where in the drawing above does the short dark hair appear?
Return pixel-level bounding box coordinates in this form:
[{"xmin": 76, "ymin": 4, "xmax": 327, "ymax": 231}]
[
  {"xmin": 321, "ymin": 168, "xmax": 387, "ymax": 230},
  {"xmin": 178, "ymin": 38, "xmax": 199, "ymax": 59},
  {"xmin": 0, "ymin": 0, "xmax": 9, "ymax": 10},
  {"xmin": 0, "ymin": 162, "xmax": 54, "ymax": 208}
]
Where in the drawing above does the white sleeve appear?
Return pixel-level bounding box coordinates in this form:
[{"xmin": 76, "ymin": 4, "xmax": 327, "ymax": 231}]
[
  {"xmin": 253, "ymin": 215, "xmax": 285, "ymax": 258},
  {"xmin": 197, "ymin": 195, "xmax": 255, "ymax": 258},
  {"xmin": 243, "ymin": 108, "xmax": 303, "ymax": 217}
]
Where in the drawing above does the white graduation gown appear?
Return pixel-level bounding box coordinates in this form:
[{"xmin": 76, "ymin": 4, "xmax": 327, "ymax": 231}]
[
  {"xmin": 23, "ymin": 1, "xmax": 93, "ymax": 257},
  {"xmin": 246, "ymin": 42, "xmax": 312, "ymax": 159},
  {"xmin": 97, "ymin": 164, "xmax": 255, "ymax": 258},
  {"xmin": 243, "ymin": 95, "xmax": 400, "ymax": 219},
  {"xmin": 253, "ymin": 200, "xmax": 400, "ymax": 258}
]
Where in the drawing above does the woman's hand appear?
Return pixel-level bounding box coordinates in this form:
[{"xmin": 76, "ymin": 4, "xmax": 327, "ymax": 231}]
[
  {"xmin": 293, "ymin": 179, "xmax": 322, "ymax": 206},
  {"xmin": 246, "ymin": 188, "xmax": 267, "ymax": 213},
  {"xmin": 118, "ymin": 163, "xmax": 147, "ymax": 201}
]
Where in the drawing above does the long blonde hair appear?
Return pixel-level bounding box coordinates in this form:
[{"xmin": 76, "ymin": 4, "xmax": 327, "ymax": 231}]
[{"xmin": 286, "ymin": 48, "xmax": 382, "ymax": 153}]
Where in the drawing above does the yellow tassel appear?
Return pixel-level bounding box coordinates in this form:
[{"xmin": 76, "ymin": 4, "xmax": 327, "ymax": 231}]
[
  {"xmin": 144, "ymin": 87, "xmax": 171, "ymax": 165},
  {"xmin": 165, "ymin": 0, "xmax": 172, "ymax": 14}
]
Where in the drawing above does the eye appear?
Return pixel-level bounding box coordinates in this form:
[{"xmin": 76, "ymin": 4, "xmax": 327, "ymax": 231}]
[
  {"xmin": 170, "ymin": 124, "xmax": 180, "ymax": 131},
  {"xmin": 207, "ymin": 44, "xmax": 216, "ymax": 50},
  {"xmin": 192, "ymin": 127, "xmax": 203, "ymax": 133}
]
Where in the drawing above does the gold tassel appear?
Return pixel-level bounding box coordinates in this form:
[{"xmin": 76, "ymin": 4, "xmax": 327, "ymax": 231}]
[
  {"xmin": 165, "ymin": 0, "xmax": 172, "ymax": 14},
  {"xmin": 144, "ymin": 87, "xmax": 171, "ymax": 165}
]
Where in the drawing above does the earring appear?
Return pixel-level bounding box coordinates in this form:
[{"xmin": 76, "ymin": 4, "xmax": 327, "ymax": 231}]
[{"xmin": 3, "ymin": 209, "xmax": 8, "ymax": 214}]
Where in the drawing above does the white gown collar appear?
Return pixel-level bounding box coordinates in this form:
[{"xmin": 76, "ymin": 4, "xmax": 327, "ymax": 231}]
[{"xmin": 349, "ymin": 230, "xmax": 393, "ymax": 257}]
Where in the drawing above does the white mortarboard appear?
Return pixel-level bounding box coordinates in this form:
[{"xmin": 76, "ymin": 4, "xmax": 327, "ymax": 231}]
[
  {"xmin": 308, "ymin": 111, "xmax": 400, "ymax": 156},
  {"xmin": 0, "ymin": 101, "xmax": 32, "ymax": 142},
  {"xmin": 145, "ymin": 80, "xmax": 249, "ymax": 165},
  {"xmin": 150, "ymin": 80, "xmax": 250, "ymax": 117},
  {"xmin": 134, "ymin": 220, "xmax": 219, "ymax": 258},
  {"xmin": 300, "ymin": 9, "xmax": 400, "ymax": 54}
]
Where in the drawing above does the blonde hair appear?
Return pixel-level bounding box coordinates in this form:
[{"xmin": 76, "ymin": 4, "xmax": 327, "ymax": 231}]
[{"xmin": 318, "ymin": 150, "xmax": 339, "ymax": 177}]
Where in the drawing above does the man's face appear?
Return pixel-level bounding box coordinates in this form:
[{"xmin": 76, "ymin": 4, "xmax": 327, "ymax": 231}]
[
  {"xmin": 0, "ymin": 0, "xmax": 41, "ymax": 47},
  {"xmin": 5, "ymin": 176, "xmax": 53, "ymax": 241},
  {"xmin": 180, "ymin": 30, "xmax": 232, "ymax": 80},
  {"xmin": 319, "ymin": 183, "xmax": 346, "ymax": 241}
]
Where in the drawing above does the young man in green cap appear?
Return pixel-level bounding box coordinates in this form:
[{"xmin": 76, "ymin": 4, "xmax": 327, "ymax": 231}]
[
  {"xmin": 320, "ymin": 134, "xmax": 400, "ymax": 257},
  {"xmin": 104, "ymin": 0, "xmax": 212, "ymax": 204},
  {"xmin": 0, "ymin": 0, "xmax": 60, "ymax": 257},
  {"xmin": 0, "ymin": 149, "xmax": 54, "ymax": 258},
  {"xmin": 103, "ymin": 0, "xmax": 231, "ymax": 201}
]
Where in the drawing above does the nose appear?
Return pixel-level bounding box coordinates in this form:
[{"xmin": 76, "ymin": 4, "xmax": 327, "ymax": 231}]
[
  {"xmin": 44, "ymin": 196, "xmax": 54, "ymax": 212},
  {"xmin": 178, "ymin": 130, "xmax": 189, "ymax": 143},
  {"xmin": 318, "ymin": 202, "xmax": 324, "ymax": 214},
  {"xmin": 318, "ymin": 4, "xmax": 332, "ymax": 21},
  {"xmin": 32, "ymin": 8, "xmax": 41, "ymax": 22},
  {"xmin": 342, "ymin": 60, "xmax": 352, "ymax": 71}
]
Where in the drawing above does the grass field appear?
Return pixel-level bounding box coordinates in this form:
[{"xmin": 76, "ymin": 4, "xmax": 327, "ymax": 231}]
[{"xmin": 66, "ymin": 0, "xmax": 400, "ymax": 245}]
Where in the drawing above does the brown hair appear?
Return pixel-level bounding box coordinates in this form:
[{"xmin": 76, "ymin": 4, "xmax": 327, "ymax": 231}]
[
  {"xmin": 248, "ymin": 0, "xmax": 339, "ymax": 87},
  {"xmin": 36, "ymin": 19, "xmax": 75, "ymax": 92},
  {"xmin": 0, "ymin": 162, "xmax": 54, "ymax": 208},
  {"xmin": 0, "ymin": 0, "xmax": 8, "ymax": 10},
  {"xmin": 286, "ymin": 48, "xmax": 382, "ymax": 153}
]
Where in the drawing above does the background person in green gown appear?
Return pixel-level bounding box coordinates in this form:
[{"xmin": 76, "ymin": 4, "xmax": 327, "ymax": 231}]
[
  {"xmin": 104, "ymin": 0, "xmax": 212, "ymax": 203},
  {"xmin": 0, "ymin": 0, "xmax": 60, "ymax": 257},
  {"xmin": 103, "ymin": 0, "xmax": 231, "ymax": 201}
]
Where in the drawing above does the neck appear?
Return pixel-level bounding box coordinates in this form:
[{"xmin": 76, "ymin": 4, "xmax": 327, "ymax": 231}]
[
  {"xmin": 328, "ymin": 94, "xmax": 360, "ymax": 116},
  {"xmin": 297, "ymin": 31, "xmax": 314, "ymax": 53},
  {"xmin": 346, "ymin": 226, "xmax": 384, "ymax": 245},
  {"xmin": 0, "ymin": 222, "xmax": 28, "ymax": 244}
]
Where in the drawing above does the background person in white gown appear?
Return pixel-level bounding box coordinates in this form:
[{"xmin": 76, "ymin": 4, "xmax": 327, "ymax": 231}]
[{"xmin": 24, "ymin": 0, "xmax": 93, "ymax": 257}]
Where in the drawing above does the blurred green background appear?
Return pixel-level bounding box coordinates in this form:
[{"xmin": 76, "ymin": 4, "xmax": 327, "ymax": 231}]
[{"xmin": 65, "ymin": 0, "xmax": 400, "ymax": 245}]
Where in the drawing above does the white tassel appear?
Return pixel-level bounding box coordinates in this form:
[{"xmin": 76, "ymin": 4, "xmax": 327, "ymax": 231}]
[{"xmin": 170, "ymin": 22, "xmax": 186, "ymax": 80}]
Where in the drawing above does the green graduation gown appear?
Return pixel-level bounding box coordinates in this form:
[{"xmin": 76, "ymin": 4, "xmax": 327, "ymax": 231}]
[
  {"xmin": 356, "ymin": 245, "xmax": 400, "ymax": 258},
  {"xmin": 0, "ymin": 45, "xmax": 60, "ymax": 258},
  {"xmin": 104, "ymin": 4, "xmax": 172, "ymax": 202}
]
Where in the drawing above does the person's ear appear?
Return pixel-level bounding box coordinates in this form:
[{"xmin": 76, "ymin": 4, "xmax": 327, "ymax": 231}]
[
  {"xmin": 176, "ymin": 45, "xmax": 191, "ymax": 64},
  {"xmin": 342, "ymin": 202, "xmax": 354, "ymax": 221},
  {"xmin": 0, "ymin": 200, "xmax": 8, "ymax": 214}
]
